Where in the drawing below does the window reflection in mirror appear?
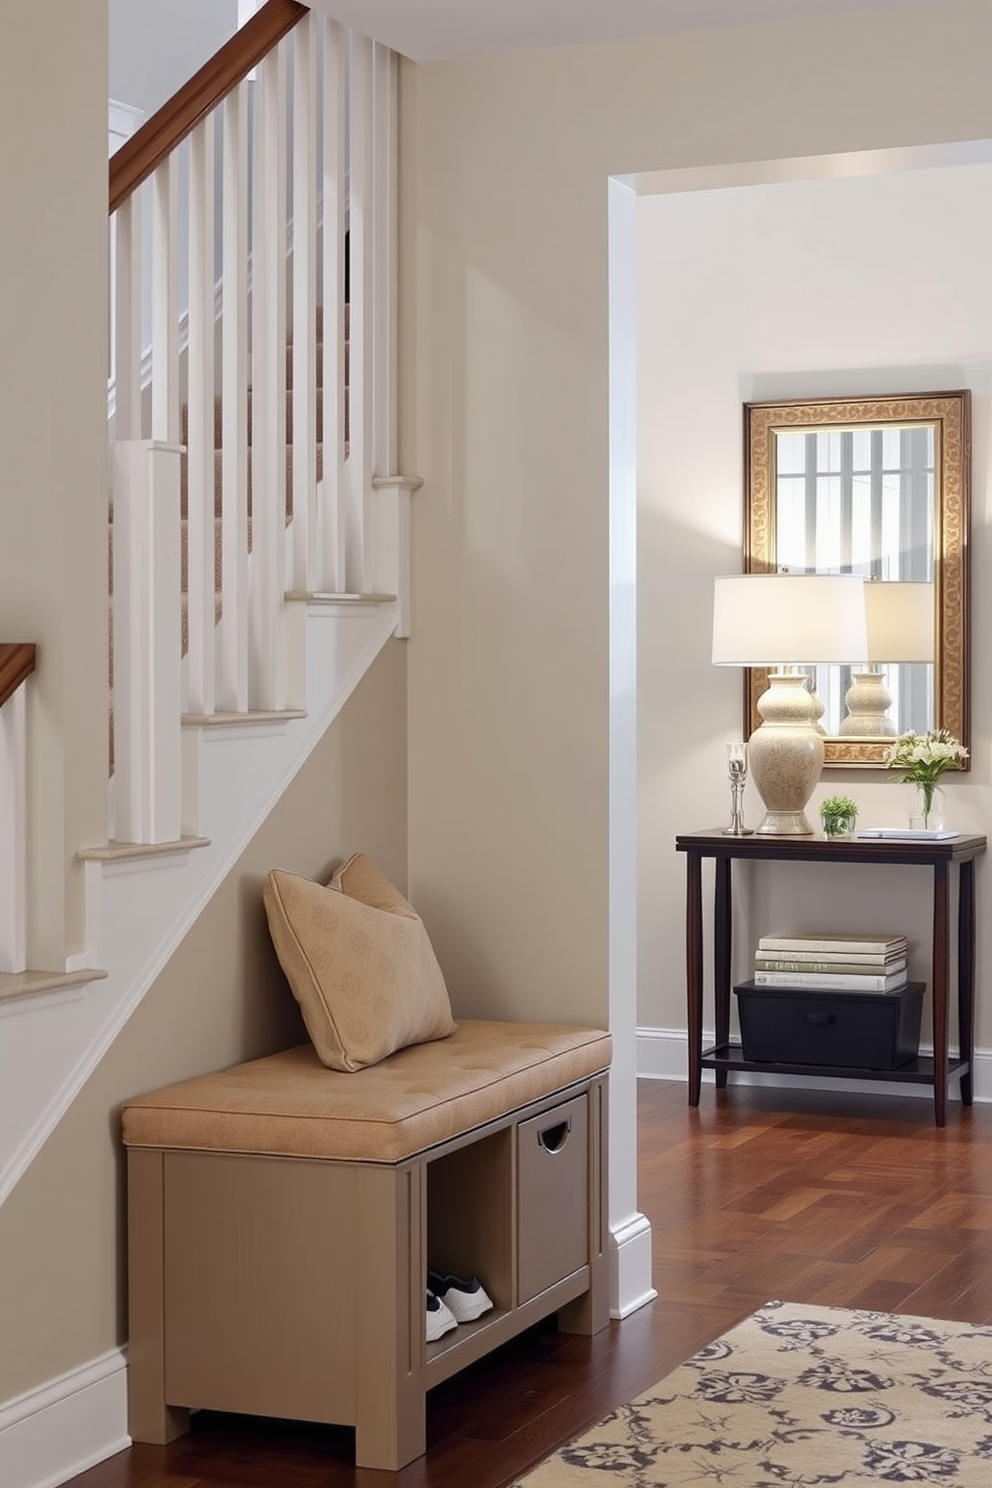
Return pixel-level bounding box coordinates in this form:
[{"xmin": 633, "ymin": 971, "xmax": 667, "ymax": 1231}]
[
  {"xmin": 774, "ymin": 423, "xmax": 934, "ymax": 737},
  {"xmin": 743, "ymin": 392, "xmax": 970, "ymax": 767}
]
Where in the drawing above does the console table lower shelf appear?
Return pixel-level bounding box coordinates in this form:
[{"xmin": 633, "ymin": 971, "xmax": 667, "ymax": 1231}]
[{"xmin": 701, "ymin": 1041, "xmax": 969, "ymax": 1090}]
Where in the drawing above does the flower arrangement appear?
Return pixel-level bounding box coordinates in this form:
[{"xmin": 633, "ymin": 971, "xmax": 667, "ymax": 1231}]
[{"xmin": 885, "ymin": 729, "xmax": 968, "ymax": 825}]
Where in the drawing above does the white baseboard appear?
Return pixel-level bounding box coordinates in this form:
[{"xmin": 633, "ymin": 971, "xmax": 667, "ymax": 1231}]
[
  {"xmin": 636, "ymin": 1026, "xmax": 992, "ymax": 1101},
  {"xmin": 0, "ymin": 1348, "xmax": 128, "ymax": 1488},
  {"xmin": 609, "ymin": 1212, "xmax": 657, "ymax": 1319}
]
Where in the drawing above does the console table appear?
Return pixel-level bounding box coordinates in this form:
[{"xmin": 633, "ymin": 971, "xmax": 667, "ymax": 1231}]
[{"xmin": 675, "ymin": 830, "xmax": 987, "ymax": 1127}]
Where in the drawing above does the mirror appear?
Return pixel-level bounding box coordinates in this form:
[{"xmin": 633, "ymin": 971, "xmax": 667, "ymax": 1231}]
[{"xmin": 743, "ymin": 391, "xmax": 971, "ymax": 767}]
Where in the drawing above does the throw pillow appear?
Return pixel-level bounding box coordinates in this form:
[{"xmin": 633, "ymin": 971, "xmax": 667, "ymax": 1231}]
[{"xmin": 263, "ymin": 854, "xmax": 456, "ymax": 1072}]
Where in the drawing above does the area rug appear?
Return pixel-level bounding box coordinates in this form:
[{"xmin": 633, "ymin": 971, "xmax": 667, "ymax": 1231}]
[{"xmin": 514, "ymin": 1300, "xmax": 992, "ymax": 1485}]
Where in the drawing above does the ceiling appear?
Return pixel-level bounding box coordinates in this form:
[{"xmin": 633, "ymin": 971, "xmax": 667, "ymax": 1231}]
[{"xmin": 311, "ymin": 0, "xmax": 931, "ymax": 64}]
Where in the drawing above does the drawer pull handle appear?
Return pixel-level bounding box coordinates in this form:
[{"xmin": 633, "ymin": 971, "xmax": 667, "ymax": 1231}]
[
  {"xmin": 537, "ymin": 1118, "xmax": 571, "ymax": 1154},
  {"xmin": 801, "ymin": 1011, "xmax": 836, "ymax": 1026}
]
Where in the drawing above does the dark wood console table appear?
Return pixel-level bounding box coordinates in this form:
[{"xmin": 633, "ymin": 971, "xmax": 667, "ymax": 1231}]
[{"xmin": 675, "ymin": 830, "xmax": 987, "ymax": 1127}]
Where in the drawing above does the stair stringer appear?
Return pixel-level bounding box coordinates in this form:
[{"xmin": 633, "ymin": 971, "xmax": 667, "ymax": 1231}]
[{"xmin": 0, "ymin": 597, "xmax": 401, "ymax": 1209}]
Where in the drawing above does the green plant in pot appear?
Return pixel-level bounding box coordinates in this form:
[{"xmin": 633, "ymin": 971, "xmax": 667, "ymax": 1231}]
[{"xmin": 820, "ymin": 794, "xmax": 858, "ymax": 840}]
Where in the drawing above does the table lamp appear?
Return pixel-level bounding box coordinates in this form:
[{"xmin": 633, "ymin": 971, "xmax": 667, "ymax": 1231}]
[
  {"xmin": 839, "ymin": 581, "xmax": 935, "ymax": 736},
  {"xmin": 712, "ymin": 573, "xmax": 868, "ymax": 835}
]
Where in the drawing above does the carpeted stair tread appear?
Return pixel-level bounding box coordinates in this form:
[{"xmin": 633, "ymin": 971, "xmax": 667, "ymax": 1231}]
[
  {"xmin": 180, "ymin": 385, "xmax": 327, "ymax": 452},
  {"xmin": 180, "ymin": 442, "xmax": 326, "ymax": 522}
]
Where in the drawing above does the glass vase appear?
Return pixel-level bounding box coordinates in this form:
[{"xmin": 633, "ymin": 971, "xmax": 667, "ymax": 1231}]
[{"xmin": 909, "ymin": 782, "xmax": 945, "ymax": 831}]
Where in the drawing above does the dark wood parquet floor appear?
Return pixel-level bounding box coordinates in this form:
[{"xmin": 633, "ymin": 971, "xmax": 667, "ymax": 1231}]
[{"xmin": 68, "ymin": 1079, "xmax": 992, "ymax": 1488}]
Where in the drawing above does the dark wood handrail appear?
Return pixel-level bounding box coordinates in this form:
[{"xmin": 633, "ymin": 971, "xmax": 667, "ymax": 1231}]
[
  {"xmin": 0, "ymin": 644, "xmax": 37, "ymax": 711},
  {"xmin": 109, "ymin": 0, "xmax": 308, "ymax": 215}
]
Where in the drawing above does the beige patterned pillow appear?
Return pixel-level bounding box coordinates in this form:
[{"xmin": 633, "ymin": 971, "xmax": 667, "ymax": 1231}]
[{"xmin": 263, "ymin": 854, "xmax": 457, "ymax": 1072}]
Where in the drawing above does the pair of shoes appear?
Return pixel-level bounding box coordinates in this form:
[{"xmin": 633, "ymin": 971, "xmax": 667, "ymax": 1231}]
[
  {"xmin": 425, "ymin": 1288, "xmax": 458, "ymax": 1342},
  {"xmin": 427, "ymin": 1269, "xmax": 494, "ymax": 1324}
]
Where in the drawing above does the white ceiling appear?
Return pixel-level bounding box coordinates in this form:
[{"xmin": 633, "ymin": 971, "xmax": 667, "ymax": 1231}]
[{"xmin": 310, "ymin": 0, "xmax": 931, "ymax": 64}]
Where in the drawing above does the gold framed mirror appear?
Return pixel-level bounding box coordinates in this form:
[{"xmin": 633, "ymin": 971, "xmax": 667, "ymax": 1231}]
[{"xmin": 744, "ymin": 391, "xmax": 970, "ymax": 768}]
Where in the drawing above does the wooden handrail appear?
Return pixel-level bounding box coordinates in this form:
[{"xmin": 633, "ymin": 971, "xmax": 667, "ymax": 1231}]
[
  {"xmin": 0, "ymin": 644, "xmax": 37, "ymax": 712},
  {"xmin": 109, "ymin": 0, "xmax": 308, "ymax": 215}
]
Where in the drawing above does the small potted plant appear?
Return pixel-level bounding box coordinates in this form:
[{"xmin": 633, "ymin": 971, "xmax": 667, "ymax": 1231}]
[{"xmin": 820, "ymin": 793, "xmax": 858, "ymax": 839}]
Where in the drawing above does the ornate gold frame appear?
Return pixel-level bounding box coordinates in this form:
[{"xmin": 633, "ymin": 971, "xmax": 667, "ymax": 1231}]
[{"xmin": 743, "ymin": 391, "xmax": 971, "ymax": 768}]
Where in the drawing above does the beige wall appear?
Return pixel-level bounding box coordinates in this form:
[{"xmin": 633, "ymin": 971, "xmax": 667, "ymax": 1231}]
[
  {"xmin": 403, "ymin": 1, "xmax": 992, "ymax": 1044},
  {"xmin": 0, "ymin": 0, "xmax": 109, "ymax": 966},
  {"xmin": 0, "ymin": 640, "xmax": 407, "ymax": 1397}
]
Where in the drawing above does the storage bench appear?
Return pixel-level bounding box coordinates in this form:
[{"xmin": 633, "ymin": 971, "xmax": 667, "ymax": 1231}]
[{"xmin": 122, "ymin": 1018, "xmax": 611, "ymax": 1470}]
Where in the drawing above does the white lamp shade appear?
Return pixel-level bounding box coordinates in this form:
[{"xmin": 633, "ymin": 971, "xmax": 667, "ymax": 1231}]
[
  {"xmin": 712, "ymin": 573, "xmax": 868, "ymax": 667},
  {"xmin": 864, "ymin": 581, "xmax": 935, "ymax": 663}
]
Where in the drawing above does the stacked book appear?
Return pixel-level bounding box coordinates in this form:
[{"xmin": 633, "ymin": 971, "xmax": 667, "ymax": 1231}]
[{"xmin": 753, "ymin": 931, "xmax": 909, "ymax": 992}]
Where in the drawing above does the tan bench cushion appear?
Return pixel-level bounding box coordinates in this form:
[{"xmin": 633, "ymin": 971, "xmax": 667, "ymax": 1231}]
[{"xmin": 121, "ymin": 1019, "xmax": 611, "ymax": 1163}]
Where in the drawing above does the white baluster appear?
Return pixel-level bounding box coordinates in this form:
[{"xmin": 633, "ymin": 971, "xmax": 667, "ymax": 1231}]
[
  {"xmin": 291, "ymin": 13, "xmax": 318, "ymax": 597},
  {"xmin": 345, "ymin": 31, "xmax": 374, "ymax": 593},
  {"xmin": 218, "ymin": 85, "xmax": 250, "ymax": 713},
  {"xmin": 112, "ymin": 195, "xmax": 142, "ymax": 442},
  {"xmin": 150, "ymin": 155, "xmax": 180, "ymax": 445},
  {"xmin": 319, "ymin": 17, "xmax": 348, "ymax": 593},
  {"xmin": 248, "ymin": 43, "xmax": 289, "ymax": 709},
  {"xmin": 372, "ymin": 42, "xmax": 398, "ymax": 478},
  {"xmin": 186, "ymin": 115, "xmax": 217, "ymax": 716}
]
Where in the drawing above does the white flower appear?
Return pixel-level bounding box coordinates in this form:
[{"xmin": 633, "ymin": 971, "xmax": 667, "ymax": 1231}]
[{"xmin": 886, "ymin": 729, "xmax": 968, "ymax": 787}]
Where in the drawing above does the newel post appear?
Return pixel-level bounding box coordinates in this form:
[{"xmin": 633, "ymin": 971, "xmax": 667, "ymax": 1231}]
[
  {"xmin": 110, "ymin": 440, "xmax": 183, "ymax": 843},
  {"xmin": 369, "ymin": 477, "xmax": 422, "ymax": 638},
  {"xmin": 0, "ymin": 677, "xmax": 29, "ymax": 972}
]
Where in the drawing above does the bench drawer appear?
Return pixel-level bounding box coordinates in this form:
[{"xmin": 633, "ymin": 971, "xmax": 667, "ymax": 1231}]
[{"xmin": 516, "ymin": 1093, "xmax": 589, "ymax": 1304}]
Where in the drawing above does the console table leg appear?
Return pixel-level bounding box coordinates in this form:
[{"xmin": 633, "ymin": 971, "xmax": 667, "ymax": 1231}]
[
  {"xmin": 932, "ymin": 860, "xmax": 950, "ymax": 1128},
  {"xmin": 958, "ymin": 859, "xmax": 976, "ymax": 1107},
  {"xmin": 713, "ymin": 857, "xmax": 732, "ymax": 1088},
  {"xmin": 685, "ymin": 850, "xmax": 703, "ymax": 1107}
]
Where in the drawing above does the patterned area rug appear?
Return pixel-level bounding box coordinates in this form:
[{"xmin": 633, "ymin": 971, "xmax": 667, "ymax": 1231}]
[{"xmin": 513, "ymin": 1300, "xmax": 992, "ymax": 1485}]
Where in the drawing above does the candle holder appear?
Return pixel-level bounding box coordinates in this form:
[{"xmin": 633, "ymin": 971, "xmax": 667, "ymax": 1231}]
[{"xmin": 724, "ymin": 742, "xmax": 753, "ymax": 836}]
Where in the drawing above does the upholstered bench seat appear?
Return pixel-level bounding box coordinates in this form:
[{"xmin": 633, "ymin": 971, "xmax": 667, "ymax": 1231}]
[
  {"xmin": 122, "ymin": 1018, "xmax": 611, "ymax": 1471},
  {"xmin": 122, "ymin": 1018, "xmax": 612, "ymax": 1162}
]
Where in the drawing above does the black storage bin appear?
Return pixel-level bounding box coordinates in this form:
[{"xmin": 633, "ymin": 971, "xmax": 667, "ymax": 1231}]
[{"xmin": 734, "ymin": 980, "xmax": 925, "ymax": 1070}]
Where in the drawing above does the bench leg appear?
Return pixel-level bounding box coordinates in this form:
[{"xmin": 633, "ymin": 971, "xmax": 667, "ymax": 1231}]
[
  {"xmin": 557, "ymin": 1075, "xmax": 610, "ymax": 1337},
  {"xmin": 126, "ymin": 1148, "xmax": 190, "ymax": 1443},
  {"xmin": 353, "ymin": 1162, "xmax": 427, "ymax": 1470}
]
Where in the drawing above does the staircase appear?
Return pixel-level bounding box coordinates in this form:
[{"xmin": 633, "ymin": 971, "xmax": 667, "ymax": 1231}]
[{"xmin": 0, "ymin": 2, "xmax": 419, "ymax": 1207}]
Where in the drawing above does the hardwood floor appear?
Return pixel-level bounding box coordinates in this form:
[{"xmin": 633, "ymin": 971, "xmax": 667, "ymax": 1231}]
[{"xmin": 68, "ymin": 1079, "xmax": 992, "ymax": 1488}]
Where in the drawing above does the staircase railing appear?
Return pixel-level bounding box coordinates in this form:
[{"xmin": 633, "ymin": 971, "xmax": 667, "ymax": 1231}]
[
  {"xmin": 108, "ymin": 0, "xmax": 400, "ymax": 844},
  {"xmin": 0, "ymin": 643, "xmax": 37, "ymax": 974}
]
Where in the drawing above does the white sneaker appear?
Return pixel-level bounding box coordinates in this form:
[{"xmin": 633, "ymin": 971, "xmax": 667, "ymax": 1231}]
[
  {"xmin": 425, "ymin": 1288, "xmax": 458, "ymax": 1342},
  {"xmin": 427, "ymin": 1270, "xmax": 494, "ymax": 1324}
]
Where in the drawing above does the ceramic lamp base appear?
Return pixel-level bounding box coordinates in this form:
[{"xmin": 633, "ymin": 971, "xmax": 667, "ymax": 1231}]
[{"xmin": 748, "ymin": 672, "xmax": 826, "ymax": 836}]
